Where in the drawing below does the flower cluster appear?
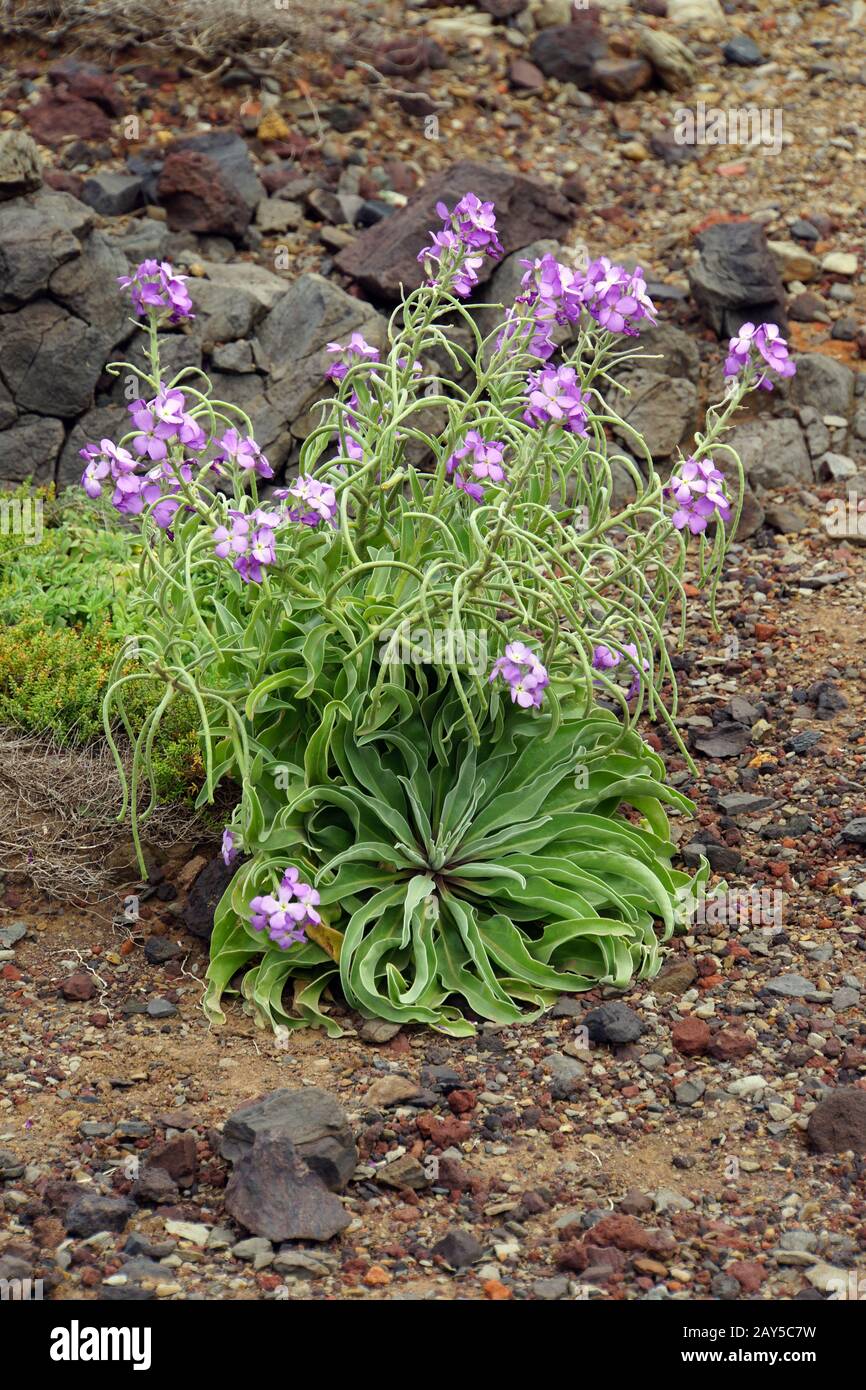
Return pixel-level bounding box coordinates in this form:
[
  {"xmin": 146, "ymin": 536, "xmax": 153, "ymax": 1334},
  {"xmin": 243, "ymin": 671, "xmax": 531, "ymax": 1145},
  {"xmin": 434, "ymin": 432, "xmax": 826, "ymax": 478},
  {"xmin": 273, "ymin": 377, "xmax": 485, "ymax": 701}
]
[
  {"xmin": 277, "ymin": 476, "xmax": 339, "ymax": 528},
  {"xmin": 418, "ymin": 193, "xmax": 503, "ymax": 297},
  {"xmin": 213, "ymin": 428, "xmax": 273, "ymax": 479},
  {"xmin": 213, "ymin": 508, "xmax": 282, "ymax": 584},
  {"xmin": 117, "ymin": 259, "xmax": 194, "ymax": 324},
  {"xmin": 326, "ymin": 332, "xmax": 380, "ymax": 382},
  {"xmin": 221, "ymin": 829, "xmax": 239, "ymax": 867},
  {"xmin": 249, "ymin": 867, "xmax": 321, "ymax": 950},
  {"xmin": 723, "ymin": 321, "xmax": 796, "ymax": 391},
  {"xmin": 523, "ymin": 365, "xmax": 590, "ymax": 435},
  {"xmin": 666, "ymin": 457, "xmax": 732, "ymax": 535},
  {"xmin": 80, "ymin": 438, "xmax": 191, "ymax": 528},
  {"xmin": 129, "ymin": 388, "xmax": 207, "ymax": 460},
  {"xmin": 445, "ymin": 430, "xmax": 507, "ymax": 502},
  {"xmin": 490, "ymin": 641, "xmax": 549, "ymax": 709},
  {"xmin": 581, "ymin": 258, "xmax": 657, "ymax": 337},
  {"xmin": 592, "ymin": 642, "xmax": 648, "ymax": 700}
]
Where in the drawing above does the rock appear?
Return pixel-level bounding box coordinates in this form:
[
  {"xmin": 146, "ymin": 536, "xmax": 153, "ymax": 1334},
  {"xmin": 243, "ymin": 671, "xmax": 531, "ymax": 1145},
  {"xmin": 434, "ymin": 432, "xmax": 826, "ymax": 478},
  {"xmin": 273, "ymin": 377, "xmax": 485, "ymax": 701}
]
[
  {"xmin": 584, "ymin": 1002, "xmax": 644, "ymax": 1045},
  {"xmin": 225, "ymin": 1135, "xmax": 350, "ymax": 1242},
  {"xmin": 0, "ymin": 131, "xmax": 43, "ymax": 201},
  {"xmin": 25, "ymin": 90, "xmax": 112, "ymax": 146},
  {"xmin": 256, "ymin": 197, "xmax": 303, "ymax": 235},
  {"xmin": 130, "ymin": 1167, "xmax": 179, "ymax": 1206},
  {"xmin": 674, "ymin": 1078, "xmax": 705, "ymax": 1106},
  {"xmin": 667, "ymin": 0, "xmax": 723, "ymax": 19},
  {"xmin": 690, "ymin": 220, "xmax": 787, "ymax": 336},
  {"xmin": 157, "ymin": 152, "xmax": 251, "ymax": 240},
  {"xmin": 764, "ymin": 974, "xmax": 814, "ymax": 998},
  {"xmin": 807, "ymin": 1088, "xmax": 866, "ymax": 1154},
  {"xmin": 841, "ymin": 818, "xmax": 866, "ymax": 845},
  {"xmin": 821, "ymin": 252, "xmax": 858, "ymax": 277},
  {"xmin": 373, "ymin": 1153, "xmax": 429, "ymax": 1189},
  {"xmin": 57, "ymin": 404, "xmax": 129, "ymax": 488},
  {"xmin": 221, "ymin": 1087, "xmax": 357, "ymax": 1191},
  {"xmin": 0, "ymin": 299, "xmax": 108, "ymax": 417},
  {"xmin": 637, "ymin": 29, "xmax": 697, "ymax": 91},
  {"xmin": 789, "ymin": 353, "xmax": 854, "ymax": 418},
  {"xmin": 723, "ymin": 36, "xmax": 764, "ymax": 66},
  {"xmin": 146, "ymin": 1132, "xmax": 197, "ymax": 1186},
  {"xmin": 655, "ymin": 958, "xmax": 698, "ymax": 995},
  {"xmin": 735, "ymin": 484, "xmax": 765, "ymax": 539},
  {"xmin": 363, "ymin": 1075, "xmax": 421, "ymax": 1108},
  {"xmin": 611, "ymin": 370, "xmax": 696, "ymax": 458},
  {"xmin": 273, "ymin": 1247, "xmax": 331, "ymax": 1277},
  {"xmin": 789, "ymin": 292, "xmax": 831, "ymax": 324},
  {"xmin": 48, "ymin": 58, "xmax": 123, "ymax": 114},
  {"xmin": 143, "ymin": 937, "xmax": 182, "ymax": 965},
  {"xmin": 175, "ymin": 131, "xmax": 264, "ymax": 213},
  {"xmin": 335, "ymin": 159, "xmax": 575, "ymax": 300},
  {"xmin": 211, "ymin": 340, "xmax": 256, "ymax": 373},
  {"xmin": 532, "ymin": 1275, "xmax": 570, "ymax": 1299},
  {"xmin": 819, "ymin": 452, "xmax": 858, "ymax": 481},
  {"xmin": 81, "ymin": 173, "xmax": 143, "ymax": 217},
  {"xmin": 626, "ymin": 322, "xmax": 700, "ymax": 382},
  {"xmin": 182, "ymin": 855, "xmax": 237, "ymax": 941},
  {"xmin": 764, "ymin": 501, "xmax": 810, "ymax": 534},
  {"xmin": 0, "ymin": 922, "xmax": 26, "ymax": 949},
  {"xmin": 591, "ymin": 58, "xmax": 653, "ymax": 100},
  {"xmin": 432, "ymin": 1228, "xmax": 484, "ymax": 1268},
  {"xmin": 231, "ymin": 1236, "xmax": 274, "ymax": 1267},
  {"xmin": 188, "ymin": 278, "xmax": 261, "ymax": 351},
  {"xmin": 257, "ymin": 272, "xmax": 385, "ymax": 425},
  {"xmin": 588, "ymin": 1213, "xmax": 674, "ymax": 1254},
  {"xmin": 510, "ymin": 59, "xmax": 546, "ymax": 92},
  {"xmin": 60, "ymin": 972, "xmax": 96, "ymax": 1001},
  {"xmin": 530, "ymin": 16, "xmax": 608, "ymax": 87},
  {"xmin": 0, "ymin": 415, "xmax": 64, "ymax": 483},
  {"xmin": 65, "ymin": 1193, "xmax": 133, "ymax": 1237},
  {"xmin": 767, "ymin": 240, "xmax": 817, "ymax": 284},
  {"xmin": 725, "ymin": 418, "xmax": 812, "ymax": 491},
  {"xmin": 831, "ymin": 987, "xmax": 860, "ymax": 1012},
  {"xmin": 0, "ymin": 189, "xmax": 92, "ymax": 308},
  {"xmin": 671, "ymin": 1017, "xmax": 711, "ymax": 1056},
  {"xmin": 49, "ymin": 228, "xmax": 133, "ymax": 349},
  {"xmin": 198, "ymin": 259, "xmax": 289, "ymax": 311},
  {"xmin": 544, "ymin": 1052, "xmax": 585, "ymax": 1099}
]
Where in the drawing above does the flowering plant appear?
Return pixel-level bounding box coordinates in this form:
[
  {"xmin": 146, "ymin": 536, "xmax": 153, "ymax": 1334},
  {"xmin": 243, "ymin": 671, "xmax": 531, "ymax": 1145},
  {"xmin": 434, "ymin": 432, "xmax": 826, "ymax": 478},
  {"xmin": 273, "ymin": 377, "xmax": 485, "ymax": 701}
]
[{"xmin": 89, "ymin": 199, "xmax": 793, "ymax": 1035}]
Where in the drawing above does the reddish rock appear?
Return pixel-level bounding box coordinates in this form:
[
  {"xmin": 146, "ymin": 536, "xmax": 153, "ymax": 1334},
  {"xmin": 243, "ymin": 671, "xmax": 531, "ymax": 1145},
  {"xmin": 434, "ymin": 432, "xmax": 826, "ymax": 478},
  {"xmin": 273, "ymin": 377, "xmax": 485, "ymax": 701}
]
[
  {"xmin": 447, "ymin": 1089, "xmax": 477, "ymax": 1116},
  {"xmin": 558, "ymin": 1241, "xmax": 628, "ymax": 1274},
  {"xmin": 591, "ymin": 57, "xmax": 653, "ymax": 101},
  {"xmin": 60, "ymin": 973, "xmax": 96, "ymax": 1002},
  {"xmin": 157, "ymin": 151, "xmax": 251, "ymax": 240},
  {"xmin": 708, "ymin": 1028, "xmax": 756, "ymax": 1062},
  {"xmin": 416, "ymin": 1113, "xmax": 472, "ymax": 1147},
  {"xmin": 25, "ymin": 92, "xmax": 111, "ymax": 147},
  {"xmin": 728, "ymin": 1259, "xmax": 766, "ymax": 1293},
  {"xmin": 146, "ymin": 1132, "xmax": 198, "ymax": 1187},
  {"xmin": 377, "ymin": 37, "xmax": 447, "ymax": 78},
  {"xmin": 587, "ymin": 1214, "xmax": 675, "ymax": 1255},
  {"xmin": 671, "ymin": 1017, "xmax": 711, "ymax": 1057},
  {"xmin": 509, "ymin": 59, "xmax": 545, "ymax": 91},
  {"xmin": 48, "ymin": 59, "xmax": 123, "ymax": 115},
  {"xmin": 807, "ymin": 1087, "xmax": 866, "ymax": 1154},
  {"xmin": 530, "ymin": 17, "xmax": 608, "ymax": 89}
]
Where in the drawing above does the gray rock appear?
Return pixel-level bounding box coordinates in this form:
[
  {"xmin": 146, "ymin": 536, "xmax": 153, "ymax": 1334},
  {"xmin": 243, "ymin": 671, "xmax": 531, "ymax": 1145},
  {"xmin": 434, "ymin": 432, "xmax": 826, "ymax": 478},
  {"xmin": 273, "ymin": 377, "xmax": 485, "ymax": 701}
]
[
  {"xmin": 584, "ymin": 1001, "xmax": 644, "ymax": 1045},
  {"xmin": 273, "ymin": 1247, "xmax": 331, "ymax": 1277},
  {"xmin": 198, "ymin": 259, "xmax": 289, "ymax": 311},
  {"xmin": 0, "ymin": 299, "xmax": 108, "ymax": 417},
  {"xmin": 81, "ymin": 173, "xmax": 143, "ymax": 217},
  {"xmin": 818, "ymin": 451, "xmax": 858, "ymax": 481},
  {"xmin": 532, "ymin": 1275, "xmax": 570, "ymax": 1300},
  {"xmin": 735, "ymin": 484, "xmax": 765, "ymax": 539},
  {"xmin": 0, "ymin": 922, "xmax": 27, "ymax": 948},
  {"xmin": 146, "ymin": 998, "xmax": 177, "ymax": 1018},
  {"xmin": 65, "ymin": 1193, "xmax": 134, "ymax": 1237},
  {"xmin": 130, "ymin": 1166, "xmax": 178, "ymax": 1206},
  {"xmin": 0, "ymin": 414, "xmax": 64, "ymax": 482},
  {"xmin": 688, "ymin": 221, "xmax": 787, "ymax": 337},
  {"xmin": 764, "ymin": 974, "xmax": 813, "ymax": 998},
  {"xmin": 842, "ymin": 818, "xmax": 866, "ymax": 844},
  {"xmin": 611, "ymin": 370, "xmax": 697, "ymax": 459},
  {"xmin": 187, "ymin": 277, "xmax": 262, "ymax": 351},
  {"xmin": 221, "ymin": 1087, "xmax": 357, "ymax": 1192},
  {"xmin": 49, "ymin": 228, "xmax": 134, "ymax": 351},
  {"xmin": 0, "ymin": 189, "xmax": 92, "ymax": 308},
  {"xmin": 432, "ymin": 1228, "xmax": 484, "ymax": 1268},
  {"xmin": 231, "ymin": 1236, "xmax": 274, "ymax": 1267},
  {"xmin": 0, "ymin": 130, "xmax": 43, "ymax": 201},
  {"xmin": 725, "ymin": 418, "xmax": 812, "ymax": 490},
  {"xmin": 211, "ymin": 340, "xmax": 256, "ymax": 374},
  {"xmin": 257, "ymin": 273, "xmax": 386, "ymax": 425},
  {"xmin": 789, "ymin": 353, "xmax": 854, "ymax": 418},
  {"xmin": 544, "ymin": 1051, "xmax": 585, "ymax": 1099},
  {"xmin": 225, "ymin": 1135, "xmax": 350, "ymax": 1243},
  {"xmin": 175, "ymin": 131, "xmax": 264, "ymax": 214},
  {"xmin": 831, "ymin": 987, "xmax": 859, "ymax": 1012},
  {"xmin": 674, "ymin": 1078, "xmax": 705, "ymax": 1106},
  {"xmin": 109, "ymin": 219, "xmax": 170, "ymax": 262},
  {"xmin": 779, "ymin": 1230, "xmax": 818, "ymax": 1253},
  {"xmin": 724, "ymin": 36, "xmax": 764, "ymax": 67},
  {"xmin": 625, "ymin": 322, "xmax": 701, "ymax": 383},
  {"xmin": 256, "ymin": 197, "xmax": 303, "ymax": 235}
]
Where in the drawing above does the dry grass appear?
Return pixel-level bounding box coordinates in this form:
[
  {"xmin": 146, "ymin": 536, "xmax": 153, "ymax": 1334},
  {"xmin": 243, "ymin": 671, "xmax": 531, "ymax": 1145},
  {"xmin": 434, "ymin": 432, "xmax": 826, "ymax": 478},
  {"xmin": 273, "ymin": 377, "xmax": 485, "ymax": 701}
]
[
  {"xmin": 0, "ymin": 728, "xmax": 218, "ymax": 904},
  {"xmin": 0, "ymin": 0, "xmax": 331, "ymax": 73}
]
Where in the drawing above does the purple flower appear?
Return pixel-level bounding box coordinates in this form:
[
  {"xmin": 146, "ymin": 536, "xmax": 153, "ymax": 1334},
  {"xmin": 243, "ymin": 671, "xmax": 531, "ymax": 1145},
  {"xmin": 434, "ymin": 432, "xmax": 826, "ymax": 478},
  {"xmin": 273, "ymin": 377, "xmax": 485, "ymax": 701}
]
[
  {"xmin": 523, "ymin": 365, "xmax": 590, "ymax": 435},
  {"xmin": 213, "ymin": 428, "xmax": 273, "ymax": 479},
  {"xmin": 666, "ymin": 456, "xmax": 732, "ymax": 535},
  {"xmin": 325, "ymin": 332, "xmax": 380, "ymax": 382},
  {"xmin": 489, "ymin": 640, "xmax": 550, "ymax": 710},
  {"xmin": 249, "ymin": 866, "xmax": 321, "ymax": 950},
  {"xmin": 581, "ymin": 258, "xmax": 657, "ymax": 337},
  {"xmin": 213, "ymin": 507, "xmax": 282, "ymax": 583},
  {"xmin": 79, "ymin": 437, "xmax": 138, "ymax": 498},
  {"xmin": 591, "ymin": 642, "xmax": 648, "ymax": 700},
  {"xmin": 221, "ymin": 829, "xmax": 239, "ymax": 867},
  {"xmin": 417, "ymin": 193, "xmax": 503, "ymax": 298},
  {"xmin": 117, "ymin": 259, "xmax": 194, "ymax": 324},
  {"xmin": 723, "ymin": 321, "xmax": 796, "ymax": 391},
  {"xmin": 445, "ymin": 430, "xmax": 507, "ymax": 502},
  {"xmin": 276, "ymin": 476, "xmax": 338, "ymax": 528}
]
